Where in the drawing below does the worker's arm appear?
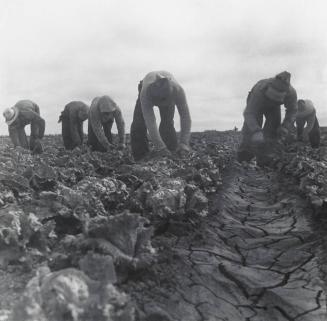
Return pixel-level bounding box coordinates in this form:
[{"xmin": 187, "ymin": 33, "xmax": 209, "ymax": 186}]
[
  {"xmin": 140, "ymin": 91, "xmax": 166, "ymax": 150},
  {"xmin": 22, "ymin": 110, "xmax": 45, "ymax": 139},
  {"xmin": 175, "ymin": 86, "xmax": 192, "ymax": 147},
  {"xmin": 8, "ymin": 126, "xmax": 20, "ymax": 147},
  {"xmin": 282, "ymin": 88, "xmax": 297, "ymax": 130},
  {"xmin": 243, "ymin": 91, "xmax": 263, "ymax": 133},
  {"xmin": 305, "ymin": 111, "xmax": 316, "ymax": 133},
  {"xmin": 69, "ymin": 108, "xmax": 82, "ymax": 147},
  {"xmin": 114, "ymin": 109, "xmax": 126, "ymax": 145},
  {"xmin": 78, "ymin": 122, "xmax": 84, "ymax": 144},
  {"xmin": 89, "ymin": 103, "xmax": 112, "ymax": 151}
]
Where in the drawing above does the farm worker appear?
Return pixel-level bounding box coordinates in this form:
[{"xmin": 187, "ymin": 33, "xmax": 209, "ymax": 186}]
[
  {"xmin": 237, "ymin": 71, "xmax": 297, "ymax": 163},
  {"xmin": 130, "ymin": 71, "xmax": 192, "ymax": 161},
  {"xmin": 296, "ymin": 99, "xmax": 320, "ymax": 148},
  {"xmin": 3, "ymin": 100, "xmax": 45, "ymax": 153},
  {"xmin": 87, "ymin": 95, "xmax": 126, "ymax": 152},
  {"xmin": 58, "ymin": 101, "xmax": 89, "ymax": 150}
]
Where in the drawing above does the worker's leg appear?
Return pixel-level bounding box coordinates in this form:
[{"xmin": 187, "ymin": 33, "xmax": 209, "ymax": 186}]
[
  {"xmin": 263, "ymin": 106, "xmax": 281, "ymax": 140},
  {"xmin": 237, "ymin": 113, "xmax": 264, "ymax": 162},
  {"xmin": 87, "ymin": 121, "xmax": 106, "ymax": 152},
  {"xmin": 159, "ymin": 105, "xmax": 178, "ymax": 152},
  {"xmin": 296, "ymin": 118, "xmax": 305, "ymax": 141},
  {"xmin": 130, "ymin": 94, "xmax": 150, "ymax": 160},
  {"xmin": 237, "ymin": 122, "xmax": 256, "ymax": 162},
  {"xmin": 18, "ymin": 127, "xmax": 29, "ymax": 149},
  {"xmin": 309, "ymin": 116, "xmax": 320, "ymax": 148},
  {"xmin": 237, "ymin": 92, "xmax": 264, "ymax": 162},
  {"xmin": 103, "ymin": 119, "xmax": 114, "ymax": 144},
  {"xmin": 62, "ymin": 114, "xmax": 74, "ymax": 150}
]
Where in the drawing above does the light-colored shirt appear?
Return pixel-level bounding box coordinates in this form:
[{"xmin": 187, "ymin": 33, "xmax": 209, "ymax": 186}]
[
  {"xmin": 89, "ymin": 96, "xmax": 125, "ymax": 150},
  {"xmin": 10, "ymin": 100, "xmax": 45, "ymax": 137},
  {"xmin": 296, "ymin": 99, "xmax": 316, "ymax": 132},
  {"xmin": 140, "ymin": 71, "xmax": 192, "ymax": 149}
]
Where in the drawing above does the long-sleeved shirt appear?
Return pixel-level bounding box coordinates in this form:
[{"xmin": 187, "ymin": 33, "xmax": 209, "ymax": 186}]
[
  {"xmin": 139, "ymin": 71, "xmax": 192, "ymax": 149},
  {"xmin": 60, "ymin": 101, "xmax": 89, "ymax": 146},
  {"xmin": 296, "ymin": 100, "xmax": 316, "ymax": 132},
  {"xmin": 89, "ymin": 96, "xmax": 125, "ymax": 150},
  {"xmin": 9, "ymin": 100, "xmax": 45, "ymax": 145},
  {"xmin": 243, "ymin": 78, "xmax": 297, "ymax": 134}
]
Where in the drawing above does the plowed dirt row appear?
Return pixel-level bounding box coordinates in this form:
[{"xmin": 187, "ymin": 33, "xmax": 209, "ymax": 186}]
[{"xmin": 125, "ymin": 162, "xmax": 327, "ymax": 321}]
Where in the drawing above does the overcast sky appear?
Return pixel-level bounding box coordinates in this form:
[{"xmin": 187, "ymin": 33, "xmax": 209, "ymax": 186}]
[{"xmin": 1, "ymin": 0, "xmax": 327, "ymax": 135}]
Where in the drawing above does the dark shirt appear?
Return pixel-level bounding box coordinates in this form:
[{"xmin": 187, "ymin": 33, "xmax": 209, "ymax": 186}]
[
  {"xmin": 61, "ymin": 101, "xmax": 89, "ymax": 146},
  {"xmin": 140, "ymin": 71, "xmax": 192, "ymax": 149},
  {"xmin": 243, "ymin": 78, "xmax": 297, "ymax": 133}
]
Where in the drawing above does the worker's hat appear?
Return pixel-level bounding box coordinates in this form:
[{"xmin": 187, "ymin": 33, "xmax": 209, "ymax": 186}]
[
  {"xmin": 296, "ymin": 99, "xmax": 315, "ymax": 119},
  {"xmin": 98, "ymin": 96, "xmax": 117, "ymax": 113},
  {"xmin": 3, "ymin": 107, "xmax": 18, "ymax": 125},
  {"xmin": 266, "ymin": 71, "xmax": 291, "ymax": 103}
]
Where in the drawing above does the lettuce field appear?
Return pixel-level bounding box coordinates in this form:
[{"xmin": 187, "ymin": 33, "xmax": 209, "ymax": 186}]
[{"xmin": 0, "ymin": 129, "xmax": 326, "ymax": 321}]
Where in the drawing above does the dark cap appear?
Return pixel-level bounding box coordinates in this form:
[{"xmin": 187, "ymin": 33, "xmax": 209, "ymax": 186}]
[{"xmin": 270, "ymin": 71, "xmax": 291, "ymax": 92}]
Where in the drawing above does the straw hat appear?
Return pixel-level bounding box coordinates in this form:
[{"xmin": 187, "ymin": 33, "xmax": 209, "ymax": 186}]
[{"xmin": 3, "ymin": 107, "xmax": 18, "ymax": 125}]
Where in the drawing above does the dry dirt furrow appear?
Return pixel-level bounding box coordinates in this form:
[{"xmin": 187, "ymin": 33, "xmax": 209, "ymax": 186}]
[{"xmin": 125, "ymin": 162, "xmax": 327, "ymax": 321}]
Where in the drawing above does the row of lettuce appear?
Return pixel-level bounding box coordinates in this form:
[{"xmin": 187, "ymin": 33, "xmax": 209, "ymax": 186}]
[{"xmin": 0, "ymin": 132, "xmax": 237, "ymax": 321}]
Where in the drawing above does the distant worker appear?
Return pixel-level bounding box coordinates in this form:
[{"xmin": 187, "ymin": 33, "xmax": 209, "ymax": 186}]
[
  {"xmin": 58, "ymin": 101, "xmax": 89, "ymax": 150},
  {"xmin": 296, "ymin": 99, "xmax": 320, "ymax": 148},
  {"xmin": 87, "ymin": 95, "xmax": 125, "ymax": 152},
  {"xmin": 237, "ymin": 71, "xmax": 297, "ymax": 163},
  {"xmin": 130, "ymin": 71, "xmax": 192, "ymax": 161},
  {"xmin": 3, "ymin": 100, "xmax": 45, "ymax": 153}
]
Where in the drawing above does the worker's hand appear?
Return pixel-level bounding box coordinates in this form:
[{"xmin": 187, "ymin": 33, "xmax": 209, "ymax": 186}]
[
  {"xmin": 251, "ymin": 131, "xmax": 265, "ymax": 146},
  {"xmin": 277, "ymin": 126, "xmax": 289, "ymax": 138},
  {"xmin": 118, "ymin": 143, "xmax": 126, "ymax": 150},
  {"xmin": 302, "ymin": 128, "xmax": 309, "ymax": 142},
  {"xmin": 151, "ymin": 147, "xmax": 171, "ymax": 158},
  {"xmin": 32, "ymin": 139, "xmax": 43, "ymax": 154},
  {"xmin": 80, "ymin": 144, "xmax": 91, "ymax": 153},
  {"xmin": 176, "ymin": 143, "xmax": 191, "ymax": 158},
  {"xmin": 105, "ymin": 142, "xmax": 115, "ymax": 152}
]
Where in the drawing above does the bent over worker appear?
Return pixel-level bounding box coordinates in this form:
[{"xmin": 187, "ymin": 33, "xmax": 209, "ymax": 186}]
[
  {"xmin": 3, "ymin": 100, "xmax": 45, "ymax": 153},
  {"xmin": 87, "ymin": 95, "xmax": 125, "ymax": 152},
  {"xmin": 130, "ymin": 71, "xmax": 192, "ymax": 161},
  {"xmin": 237, "ymin": 71, "xmax": 297, "ymax": 163},
  {"xmin": 296, "ymin": 99, "xmax": 320, "ymax": 148},
  {"xmin": 58, "ymin": 101, "xmax": 89, "ymax": 150}
]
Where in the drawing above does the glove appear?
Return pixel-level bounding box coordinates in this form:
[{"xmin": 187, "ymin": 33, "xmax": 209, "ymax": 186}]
[
  {"xmin": 250, "ymin": 131, "xmax": 264, "ymax": 145},
  {"xmin": 176, "ymin": 143, "xmax": 191, "ymax": 157}
]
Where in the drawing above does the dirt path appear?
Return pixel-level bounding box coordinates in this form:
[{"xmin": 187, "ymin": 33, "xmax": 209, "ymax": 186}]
[{"xmin": 125, "ymin": 162, "xmax": 327, "ymax": 321}]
